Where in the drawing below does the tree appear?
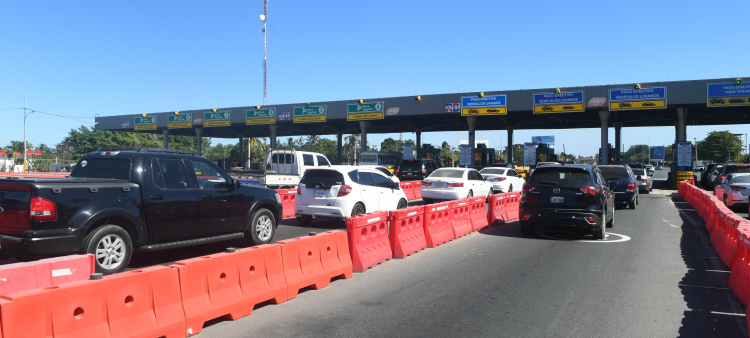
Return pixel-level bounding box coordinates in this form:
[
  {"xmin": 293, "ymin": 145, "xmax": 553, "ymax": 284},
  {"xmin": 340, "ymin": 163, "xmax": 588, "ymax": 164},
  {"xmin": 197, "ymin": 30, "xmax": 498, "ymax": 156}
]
[
  {"xmin": 697, "ymin": 131, "xmax": 744, "ymax": 164},
  {"xmin": 624, "ymin": 144, "xmax": 650, "ymax": 163},
  {"xmin": 63, "ymin": 125, "xmax": 210, "ymax": 160}
]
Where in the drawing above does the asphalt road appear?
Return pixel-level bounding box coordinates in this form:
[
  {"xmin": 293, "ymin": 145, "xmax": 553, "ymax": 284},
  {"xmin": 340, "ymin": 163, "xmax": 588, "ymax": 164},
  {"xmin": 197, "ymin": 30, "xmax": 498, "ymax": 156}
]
[{"xmin": 188, "ymin": 168, "xmax": 747, "ymax": 338}]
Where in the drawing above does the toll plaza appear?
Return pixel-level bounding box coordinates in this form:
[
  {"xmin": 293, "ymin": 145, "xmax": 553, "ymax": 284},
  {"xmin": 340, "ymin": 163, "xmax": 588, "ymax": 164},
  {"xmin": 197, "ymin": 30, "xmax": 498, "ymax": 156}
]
[{"xmin": 96, "ymin": 77, "xmax": 749, "ymax": 176}]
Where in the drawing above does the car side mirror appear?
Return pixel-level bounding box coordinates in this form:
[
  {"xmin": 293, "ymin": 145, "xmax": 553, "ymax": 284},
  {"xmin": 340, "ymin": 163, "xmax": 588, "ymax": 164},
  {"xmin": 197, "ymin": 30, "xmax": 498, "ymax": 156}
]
[
  {"xmin": 392, "ymin": 181, "xmax": 400, "ymax": 189},
  {"xmin": 233, "ymin": 180, "xmax": 241, "ymax": 190}
]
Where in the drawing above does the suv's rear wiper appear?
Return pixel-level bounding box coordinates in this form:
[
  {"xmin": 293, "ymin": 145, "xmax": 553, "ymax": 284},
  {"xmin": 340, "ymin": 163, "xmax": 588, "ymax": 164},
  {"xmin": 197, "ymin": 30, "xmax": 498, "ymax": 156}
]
[{"xmin": 536, "ymin": 181, "xmax": 559, "ymax": 186}]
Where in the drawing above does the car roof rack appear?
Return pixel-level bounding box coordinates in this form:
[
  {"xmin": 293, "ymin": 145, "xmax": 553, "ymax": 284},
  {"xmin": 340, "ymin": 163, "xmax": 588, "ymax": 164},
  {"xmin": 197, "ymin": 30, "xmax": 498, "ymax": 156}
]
[{"xmin": 95, "ymin": 147, "xmax": 198, "ymax": 155}]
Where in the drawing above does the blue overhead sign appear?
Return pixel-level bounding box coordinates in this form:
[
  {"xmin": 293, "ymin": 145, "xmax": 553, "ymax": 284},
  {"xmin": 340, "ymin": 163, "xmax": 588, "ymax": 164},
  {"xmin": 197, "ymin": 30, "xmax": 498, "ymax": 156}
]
[
  {"xmin": 532, "ymin": 136, "xmax": 555, "ymax": 145},
  {"xmin": 609, "ymin": 87, "xmax": 667, "ymax": 102},
  {"xmin": 461, "ymin": 95, "xmax": 506, "ymax": 108},
  {"xmin": 707, "ymin": 82, "xmax": 750, "ymax": 107},
  {"xmin": 533, "ymin": 91, "xmax": 585, "ymax": 105},
  {"xmin": 650, "ymin": 146, "xmax": 665, "ymax": 160}
]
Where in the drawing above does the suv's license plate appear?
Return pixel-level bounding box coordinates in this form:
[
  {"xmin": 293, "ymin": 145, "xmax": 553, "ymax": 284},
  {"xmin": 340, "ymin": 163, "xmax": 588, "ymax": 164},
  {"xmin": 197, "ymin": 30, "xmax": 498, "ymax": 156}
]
[
  {"xmin": 313, "ymin": 189, "xmax": 325, "ymax": 197},
  {"xmin": 550, "ymin": 196, "xmax": 564, "ymax": 203}
]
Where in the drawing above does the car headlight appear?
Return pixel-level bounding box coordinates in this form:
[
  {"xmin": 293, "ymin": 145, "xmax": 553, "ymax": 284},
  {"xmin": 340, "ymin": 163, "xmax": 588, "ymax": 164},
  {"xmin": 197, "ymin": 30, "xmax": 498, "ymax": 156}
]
[{"xmin": 275, "ymin": 193, "xmax": 281, "ymax": 203}]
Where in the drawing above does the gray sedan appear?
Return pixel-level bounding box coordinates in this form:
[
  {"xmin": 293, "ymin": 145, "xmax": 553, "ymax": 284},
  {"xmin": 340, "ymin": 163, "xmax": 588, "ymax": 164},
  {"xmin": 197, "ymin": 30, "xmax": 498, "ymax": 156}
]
[{"xmin": 632, "ymin": 168, "xmax": 653, "ymax": 193}]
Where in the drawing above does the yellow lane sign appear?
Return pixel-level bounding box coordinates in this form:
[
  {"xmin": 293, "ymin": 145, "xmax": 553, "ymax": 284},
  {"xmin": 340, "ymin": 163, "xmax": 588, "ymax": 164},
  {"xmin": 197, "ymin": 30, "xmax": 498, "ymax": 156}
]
[
  {"xmin": 204, "ymin": 120, "xmax": 231, "ymax": 127},
  {"xmin": 134, "ymin": 124, "xmax": 156, "ymax": 131},
  {"xmin": 533, "ymin": 103, "xmax": 584, "ymax": 114},
  {"xmin": 609, "ymin": 100, "xmax": 666, "ymax": 111},
  {"xmin": 460, "ymin": 107, "xmax": 507, "ymax": 116},
  {"xmin": 168, "ymin": 122, "xmax": 192, "ymax": 129},
  {"xmin": 708, "ymin": 96, "xmax": 750, "ymax": 106},
  {"xmin": 347, "ymin": 112, "xmax": 384, "ymax": 121},
  {"xmin": 294, "ymin": 115, "xmax": 327, "ymax": 123},
  {"xmin": 246, "ymin": 117, "xmax": 276, "ymax": 125}
]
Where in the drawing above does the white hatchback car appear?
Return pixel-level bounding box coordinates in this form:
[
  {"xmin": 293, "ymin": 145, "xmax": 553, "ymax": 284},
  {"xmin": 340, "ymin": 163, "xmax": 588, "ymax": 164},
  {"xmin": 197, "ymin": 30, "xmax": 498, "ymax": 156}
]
[
  {"xmin": 478, "ymin": 167, "xmax": 525, "ymax": 193},
  {"xmin": 420, "ymin": 168, "xmax": 494, "ymax": 203},
  {"xmin": 294, "ymin": 166, "xmax": 408, "ymax": 224},
  {"xmin": 714, "ymin": 173, "xmax": 750, "ymax": 208}
]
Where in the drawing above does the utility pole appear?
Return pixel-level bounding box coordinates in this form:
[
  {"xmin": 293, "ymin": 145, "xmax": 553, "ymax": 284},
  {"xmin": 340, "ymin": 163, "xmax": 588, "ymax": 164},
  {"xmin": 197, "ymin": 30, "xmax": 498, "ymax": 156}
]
[
  {"xmin": 23, "ymin": 98, "xmax": 27, "ymax": 172},
  {"xmin": 260, "ymin": 0, "xmax": 268, "ymax": 106}
]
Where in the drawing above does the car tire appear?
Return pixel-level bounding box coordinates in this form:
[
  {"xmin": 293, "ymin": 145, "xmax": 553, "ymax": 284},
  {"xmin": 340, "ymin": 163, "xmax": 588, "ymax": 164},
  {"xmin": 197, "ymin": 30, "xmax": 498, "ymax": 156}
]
[
  {"xmin": 296, "ymin": 215, "xmax": 313, "ymax": 225},
  {"xmin": 245, "ymin": 208, "xmax": 276, "ymax": 246},
  {"xmin": 80, "ymin": 225, "xmax": 133, "ymax": 275},
  {"xmin": 397, "ymin": 199, "xmax": 408, "ymax": 209},
  {"xmin": 520, "ymin": 221, "xmax": 534, "ymax": 236},
  {"xmin": 467, "ymin": 190, "xmax": 473, "ymax": 198},
  {"xmin": 606, "ymin": 207, "xmax": 614, "ymax": 228},
  {"xmin": 593, "ymin": 211, "xmax": 605, "ymax": 240},
  {"xmin": 628, "ymin": 199, "xmax": 636, "ymax": 209},
  {"xmin": 351, "ymin": 202, "xmax": 366, "ymax": 216},
  {"xmin": 644, "ymin": 188, "xmax": 650, "ymax": 194}
]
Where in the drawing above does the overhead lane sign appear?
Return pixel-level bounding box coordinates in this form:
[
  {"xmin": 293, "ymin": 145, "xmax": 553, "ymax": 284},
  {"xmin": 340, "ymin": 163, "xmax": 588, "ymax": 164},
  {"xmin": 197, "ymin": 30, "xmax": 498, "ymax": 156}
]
[
  {"xmin": 707, "ymin": 82, "xmax": 750, "ymax": 107},
  {"xmin": 533, "ymin": 91, "xmax": 585, "ymax": 113},
  {"xmin": 168, "ymin": 113, "xmax": 192, "ymax": 129},
  {"xmin": 347, "ymin": 102, "xmax": 384, "ymax": 121},
  {"xmin": 293, "ymin": 105, "xmax": 327, "ymax": 123},
  {"xmin": 461, "ymin": 95, "xmax": 507, "ymax": 116},
  {"xmin": 609, "ymin": 86, "xmax": 667, "ymax": 111},
  {"xmin": 246, "ymin": 108, "xmax": 276, "ymax": 125},
  {"xmin": 204, "ymin": 111, "xmax": 231, "ymax": 127},
  {"xmin": 134, "ymin": 116, "xmax": 156, "ymax": 131}
]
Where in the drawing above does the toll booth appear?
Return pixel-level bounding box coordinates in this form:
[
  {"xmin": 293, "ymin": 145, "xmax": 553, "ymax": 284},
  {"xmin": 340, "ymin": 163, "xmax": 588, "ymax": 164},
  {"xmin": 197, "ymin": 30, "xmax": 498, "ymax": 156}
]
[
  {"xmin": 418, "ymin": 144, "xmax": 441, "ymax": 162},
  {"xmin": 597, "ymin": 144, "xmax": 616, "ymax": 164},
  {"xmin": 473, "ymin": 143, "xmax": 495, "ymax": 167},
  {"xmin": 535, "ymin": 143, "xmax": 558, "ymax": 165}
]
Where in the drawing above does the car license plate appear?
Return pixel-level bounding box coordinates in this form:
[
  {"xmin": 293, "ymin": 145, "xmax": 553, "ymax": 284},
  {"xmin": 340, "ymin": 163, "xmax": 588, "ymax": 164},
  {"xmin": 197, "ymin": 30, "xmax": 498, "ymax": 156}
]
[
  {"xmin": 407, "ymin": 173, "xmax": 413, "ymax": 176},
  {"xmin": 436, "ymin": 183, "xmax": 445, "ymax": 188},
  {"xmin": 550, "ymin": 196, "xmax": 564, "ymax": 203},
  {"xmin": 313, "ymin": 189, "xmax": 325, "ymax": 197}
]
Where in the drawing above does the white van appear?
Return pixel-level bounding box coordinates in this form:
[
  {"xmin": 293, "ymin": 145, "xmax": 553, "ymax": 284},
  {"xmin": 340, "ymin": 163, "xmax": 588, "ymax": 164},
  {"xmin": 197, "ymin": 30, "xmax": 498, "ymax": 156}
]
[{"xmin": 263, "ymin": 150, "xmax": 332, "ymax": 189}]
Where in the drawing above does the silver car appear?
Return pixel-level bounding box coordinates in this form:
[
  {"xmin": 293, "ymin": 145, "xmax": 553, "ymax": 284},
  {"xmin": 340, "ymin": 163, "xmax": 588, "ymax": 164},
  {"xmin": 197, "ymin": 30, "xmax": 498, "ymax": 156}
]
[
  {"xmin": 632, "ymin": 168, "xmax": 653, "ymax": 193},
  {"xmin": 714, "ymin": 173, "xmax": 750, "ymax": 208}
]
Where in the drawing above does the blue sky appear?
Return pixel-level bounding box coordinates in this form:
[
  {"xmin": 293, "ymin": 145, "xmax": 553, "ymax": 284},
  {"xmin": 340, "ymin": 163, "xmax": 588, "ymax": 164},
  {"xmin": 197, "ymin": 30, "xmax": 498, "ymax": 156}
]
[{"xmin": 1, "ymin": 0, "xmax": 748, "ymax": 156}]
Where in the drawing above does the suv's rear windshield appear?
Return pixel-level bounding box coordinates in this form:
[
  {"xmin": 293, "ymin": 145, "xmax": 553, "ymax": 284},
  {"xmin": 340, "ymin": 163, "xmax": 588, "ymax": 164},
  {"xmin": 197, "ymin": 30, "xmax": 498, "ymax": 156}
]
[
  {"xmin": 632, "ymin": 169, "xmax": 647, "ymax": 176},
  {"xmin": 71, "ymin": 158, "xmax": 130, "ymax": 180},
  {"xmin": 528, "ymin": 167, "xmax": 593, "ymax": 186},
  {"xmin": 627, "ymin": 163, "xmax": 645, "ymax": 168},
  {"xmin": 724, "ymin": 165, "xmax": 750, "ymax": 175},
  {"xmin": 400, "ymin": 160, "xmax": 423, "ymax": 170},
  {"xmin": 598, "ymin": 167, "xmax": 631, "ymax": 180},
  {"xmin": 428, "ymin": 169, "xmax": 464, "ymax": 178},
  {"xmin": 300, "ymin": 169, "xmax": 345, "ymax": 188}
]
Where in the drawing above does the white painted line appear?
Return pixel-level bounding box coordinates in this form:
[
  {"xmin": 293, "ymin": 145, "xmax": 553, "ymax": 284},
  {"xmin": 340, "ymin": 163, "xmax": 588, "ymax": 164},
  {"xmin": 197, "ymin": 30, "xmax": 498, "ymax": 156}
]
[
  {"xmin": 707, "ymin": 270, "xmax": 732, "ymax": 273},
  {"xmin": 662, "ymin": 218, "xmax": 679, "ymax": 228},
  {"xmin": 678, "ymin": 284, "xmax": 729, "ymax": 290},
  {"xmin": 711, "ymin": 311, "xmax": 746, "ymax": 317}
]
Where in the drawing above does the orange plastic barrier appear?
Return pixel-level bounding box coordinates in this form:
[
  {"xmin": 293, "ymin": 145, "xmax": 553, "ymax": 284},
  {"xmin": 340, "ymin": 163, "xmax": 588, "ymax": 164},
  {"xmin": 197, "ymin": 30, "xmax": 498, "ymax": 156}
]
[
  {"xmin": 276, "ymin": 189, "xmax": 297, "ymax": 219},
  {"xmin": 487, "ymin": 194, "xmax": 508, "ymax": 226},
  {"xmin": 0, "ymin": 266, "xmax": 185, "ymax": 338},
  {"xmin": 469, "ymin": 196, "xmax": 488, "ymax": 231},
  {"xmin": 172, "ymin": 245, "xmax": 287, "ymax": 336},
  {"xmin": 729, "ymin": 230, "xmax": 750, "ymax": 306},
  {"xmin": 412, "ymin": 180, "xmax": 422, "ymax": 200},
  {"xmin": 0, "ymin": 254, "xmax": 94, "ymax": 296},
  {"xmin": 450, "ymin": 199, "xmax": 474, "ymax": 238},
  {"xmin": 505, "ymin": 192, "xmax": 520, "ymax": 221},
  {"xmin": 423, "ymin": 202, "xmax": 455, "ymax": 247},
  {"xmin": 388, "ymin": 205, "xmax": 427, "ymax": 258},
  {"xmin": 317, "ymin": 231, "xmax": 354, "ymax": 281},
  {"xmin": 400, "ymin": 181, "xmax": 415, "ymax": 200},
  {"xmin": 346, "ymin": 211, "xmax": 392, "ymax": 272}
]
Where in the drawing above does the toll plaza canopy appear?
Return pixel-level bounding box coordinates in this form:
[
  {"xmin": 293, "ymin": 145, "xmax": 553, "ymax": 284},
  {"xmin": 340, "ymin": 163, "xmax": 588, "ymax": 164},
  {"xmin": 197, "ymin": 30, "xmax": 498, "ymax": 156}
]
[{"xmin": 96, "ymin": 77, "xmax": 750, "ymax": 139}]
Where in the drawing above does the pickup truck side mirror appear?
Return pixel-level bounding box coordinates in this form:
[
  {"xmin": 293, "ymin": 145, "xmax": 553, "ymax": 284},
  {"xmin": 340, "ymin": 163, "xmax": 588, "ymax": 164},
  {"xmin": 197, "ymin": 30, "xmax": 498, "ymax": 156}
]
[{"xmin": 233, "ymin": 179, "xmax": 241, "ymax": 190}]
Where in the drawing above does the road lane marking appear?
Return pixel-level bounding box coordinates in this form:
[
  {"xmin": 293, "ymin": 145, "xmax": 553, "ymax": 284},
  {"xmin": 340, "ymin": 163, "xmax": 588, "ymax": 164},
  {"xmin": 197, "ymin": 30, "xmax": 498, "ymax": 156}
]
[
  {"xmin": 711, "ymin": 311, "xmax": 746, "ymax": 317},
  {"xmin": 678, "ymin": 284, "xmax": 729, "ymax": 290},
  {"xmin": 535, "ymin": 230, "xmax": 631, "ymax": 243},
  {"xmin": 662, "ymin": 218, "xmax": 679, "ymax": 228}
]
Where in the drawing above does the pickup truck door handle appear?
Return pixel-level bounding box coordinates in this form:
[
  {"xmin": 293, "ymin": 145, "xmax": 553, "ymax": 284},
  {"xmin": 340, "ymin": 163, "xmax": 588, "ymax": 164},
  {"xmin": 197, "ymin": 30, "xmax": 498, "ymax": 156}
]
[
  {"xmin": 149, "ymin": 195, "xmax": 164, "ymax": 200},
  {"xmin": 202, "ymin": 194, "xmax": 214, "ymax": 200}
]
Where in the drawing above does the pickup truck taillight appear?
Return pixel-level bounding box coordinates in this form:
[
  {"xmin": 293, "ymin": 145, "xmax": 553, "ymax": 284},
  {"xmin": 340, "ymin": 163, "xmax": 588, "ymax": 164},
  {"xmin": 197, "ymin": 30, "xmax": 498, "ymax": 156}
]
[
  {"xmin": 30, "ymin": 196, "xmax": 57, "ymax": 222},
  {"xmin": 338, "ymin": 185, "xmax": 353, "ymax": 197}
]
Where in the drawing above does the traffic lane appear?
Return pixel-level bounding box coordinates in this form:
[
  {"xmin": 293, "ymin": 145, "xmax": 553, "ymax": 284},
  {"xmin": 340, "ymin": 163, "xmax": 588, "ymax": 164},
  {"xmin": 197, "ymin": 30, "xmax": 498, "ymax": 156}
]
[{"xmin": 198, "ymin": 191, "xmax": 745, "ymax": 337}]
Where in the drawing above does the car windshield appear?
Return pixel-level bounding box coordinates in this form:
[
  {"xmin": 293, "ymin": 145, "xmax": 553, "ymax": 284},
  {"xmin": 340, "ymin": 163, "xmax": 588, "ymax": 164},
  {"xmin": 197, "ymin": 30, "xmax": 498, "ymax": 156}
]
[
  {"xmin": 300, "ymin": 169, "xmax": 345, "ymax": 188},
  {"xmin": 71, "ymin": 158, "xmax": 130, "ymax": 180},
  {"xmin": 733, "ymin": 175, "xmax": 750, "ymax": 183},
  {"xmin": 428, "ymin": 169, "xmax": 465, "ymax": 178},
  {"xmin": 480, "ymin": 169, "xmax": 506, "ymax": 175},
  {"xmin": 598, "ymin": 167, "xmax": 631, "ymax": 180},
  {"xmin": 529, "ymin": 167, "xmax": 592, "ymax": 187}
]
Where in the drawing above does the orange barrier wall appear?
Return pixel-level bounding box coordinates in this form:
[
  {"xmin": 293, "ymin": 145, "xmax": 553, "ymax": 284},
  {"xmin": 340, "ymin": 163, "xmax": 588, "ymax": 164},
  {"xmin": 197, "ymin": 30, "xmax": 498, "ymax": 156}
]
[
  {"xmin": 0, "ymin": 266, "xmax": 185, "ymax": 338},
  {"xmin": 469, "ymin": 196, "xmax": 489, "ymax": 231},
  {"xmin": 487, "ymin": 194, "xmax": 507, "ymax": 226},
  {"xmin": 276, "ymin": 189, "xmax": 297, "ymax": 219},
  {"xmin": 450, "ymin": 199, "xmax": 474, "ymax": 238},
  {"xmin": 279, "ymin": 231, "xmax": 353, "ymax": 298},
  {"xmin": 346, "ymin": 211, "xmax": 392, "ymax": 272},
  {"xmin": 401, "ymin": 182, "xmax": 415, "ymax": 200},
  {"xmin": 0, "ymin": 254, "xmax": 94, "ymax": 296},
  {"xmin": 412, "ymin": 181, "xmax": 422, "ymax": 200},
  {"xmin": 423, "ymin": 202, "xmax": 455, "ymax": 247},
  {"xmin": 388, "ymin": 206, "xmax": 427, "ymax": 258}
]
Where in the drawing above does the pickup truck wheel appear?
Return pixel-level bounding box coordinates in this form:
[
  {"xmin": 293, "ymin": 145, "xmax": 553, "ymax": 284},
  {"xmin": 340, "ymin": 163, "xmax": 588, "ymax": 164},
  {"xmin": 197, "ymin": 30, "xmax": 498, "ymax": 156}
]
[
  {"xmin": 81, "ymin": 225, "xmax": 132, "ymax": 275},
  {"xmin": 246, "ymin": 209, "xmax": 276, "ymax": 246}
]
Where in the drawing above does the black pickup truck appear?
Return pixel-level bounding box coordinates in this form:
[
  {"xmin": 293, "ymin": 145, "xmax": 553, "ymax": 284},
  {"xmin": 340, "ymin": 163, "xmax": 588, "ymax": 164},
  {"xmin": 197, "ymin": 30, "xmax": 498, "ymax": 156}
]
[{"xmin": 0, "ymin": 148, "xmax": 283, "ymax": 274}]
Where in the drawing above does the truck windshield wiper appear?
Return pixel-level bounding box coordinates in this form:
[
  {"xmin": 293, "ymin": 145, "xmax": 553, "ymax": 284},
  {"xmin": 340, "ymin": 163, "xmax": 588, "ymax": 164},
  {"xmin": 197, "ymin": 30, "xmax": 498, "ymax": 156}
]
[{"xmin": 536, "ymin": 181, "xmax": 559, "ymax": 186}]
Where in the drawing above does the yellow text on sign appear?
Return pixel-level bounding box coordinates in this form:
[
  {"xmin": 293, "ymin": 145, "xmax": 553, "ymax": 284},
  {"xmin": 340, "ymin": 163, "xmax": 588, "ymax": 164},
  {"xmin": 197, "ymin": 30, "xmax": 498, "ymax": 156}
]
[
  {"xmin": 294, "ymin": 115, "xmax": 326, "ymax": 123},
  {"xmin": 708, "ymin": 96, "xmax": 750, "ymax": 107},
  {"xmin": 533, "ymin": 103, "xmax": 584, "ymax": 114},
  {"xmin": 347, "ymin": 112, "xmax": 384, "ymax": 121},
  {"xmin": 609, "ymin": 100, "xmax": 666, "ymax": 111},
  {"xmin": 168, "ymin": 122, "xmax": 192, "ymax": 129},
  {"xmin": 460, "ymin": 107, "xmax": 507, "ymax": 116},
  {"xmin": 246, "ymin": 117, "xmax": 276, "ymax": 125},
  {"xmin": 204, "ymin": 120, "xmax": 231, "ymax": 127},
  {"xmin": 135, "ymin": 124, "xmax": 156, "ymax": 131}
]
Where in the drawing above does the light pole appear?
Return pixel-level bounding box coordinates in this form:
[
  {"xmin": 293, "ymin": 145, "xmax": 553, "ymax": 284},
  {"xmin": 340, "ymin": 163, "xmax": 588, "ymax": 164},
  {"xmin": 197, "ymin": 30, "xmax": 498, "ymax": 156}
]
[
  {"xmin": 694, "ymin": 138, "xmax": 698, "ymax": 165},
  {"xmin": 259, "ymin": 0, "xmax": 268, "ymax": 106}
]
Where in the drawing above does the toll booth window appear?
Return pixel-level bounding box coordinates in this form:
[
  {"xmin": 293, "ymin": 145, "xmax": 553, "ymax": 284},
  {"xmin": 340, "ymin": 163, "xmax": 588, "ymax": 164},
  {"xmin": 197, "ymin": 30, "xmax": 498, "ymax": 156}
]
[
  {"xmin": 190, "ymin": 160, "xmax": 228, "ymax": 190},
  {"xmin": 360, "ymin": 155, "xmax": 377, "ymax": 164},
  {"xmin": 303, "ymin": 154, "xmax": 315, "ymax": 166},
  {"xmin": 71, "ymin": 158, "xmax": 130, "ymax": 180},
  {"xmin": 378, "ymin": 156, "xmax": 398, "ymax": 165},
  {"xmin": 157, "ymin": 159, "xmax": 190, "ymax": 189},
  {"xmin": 316, "ymin": 156, "xmax": 330, "ymax": 166}
]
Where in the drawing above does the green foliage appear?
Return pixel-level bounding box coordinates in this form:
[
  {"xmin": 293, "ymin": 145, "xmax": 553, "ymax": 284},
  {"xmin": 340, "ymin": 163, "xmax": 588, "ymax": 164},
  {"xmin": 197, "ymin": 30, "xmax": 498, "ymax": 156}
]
[
  {"xmin": 697, "ymin": 131, "xmax": 744, "ymax": 164},
  {"xmin": 62, "ymin": 126, "xmax": 210, "ymax": 160},
  {"xmin": 624, "ymin": 144, "xmax": 650, "ymax": 163}
]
